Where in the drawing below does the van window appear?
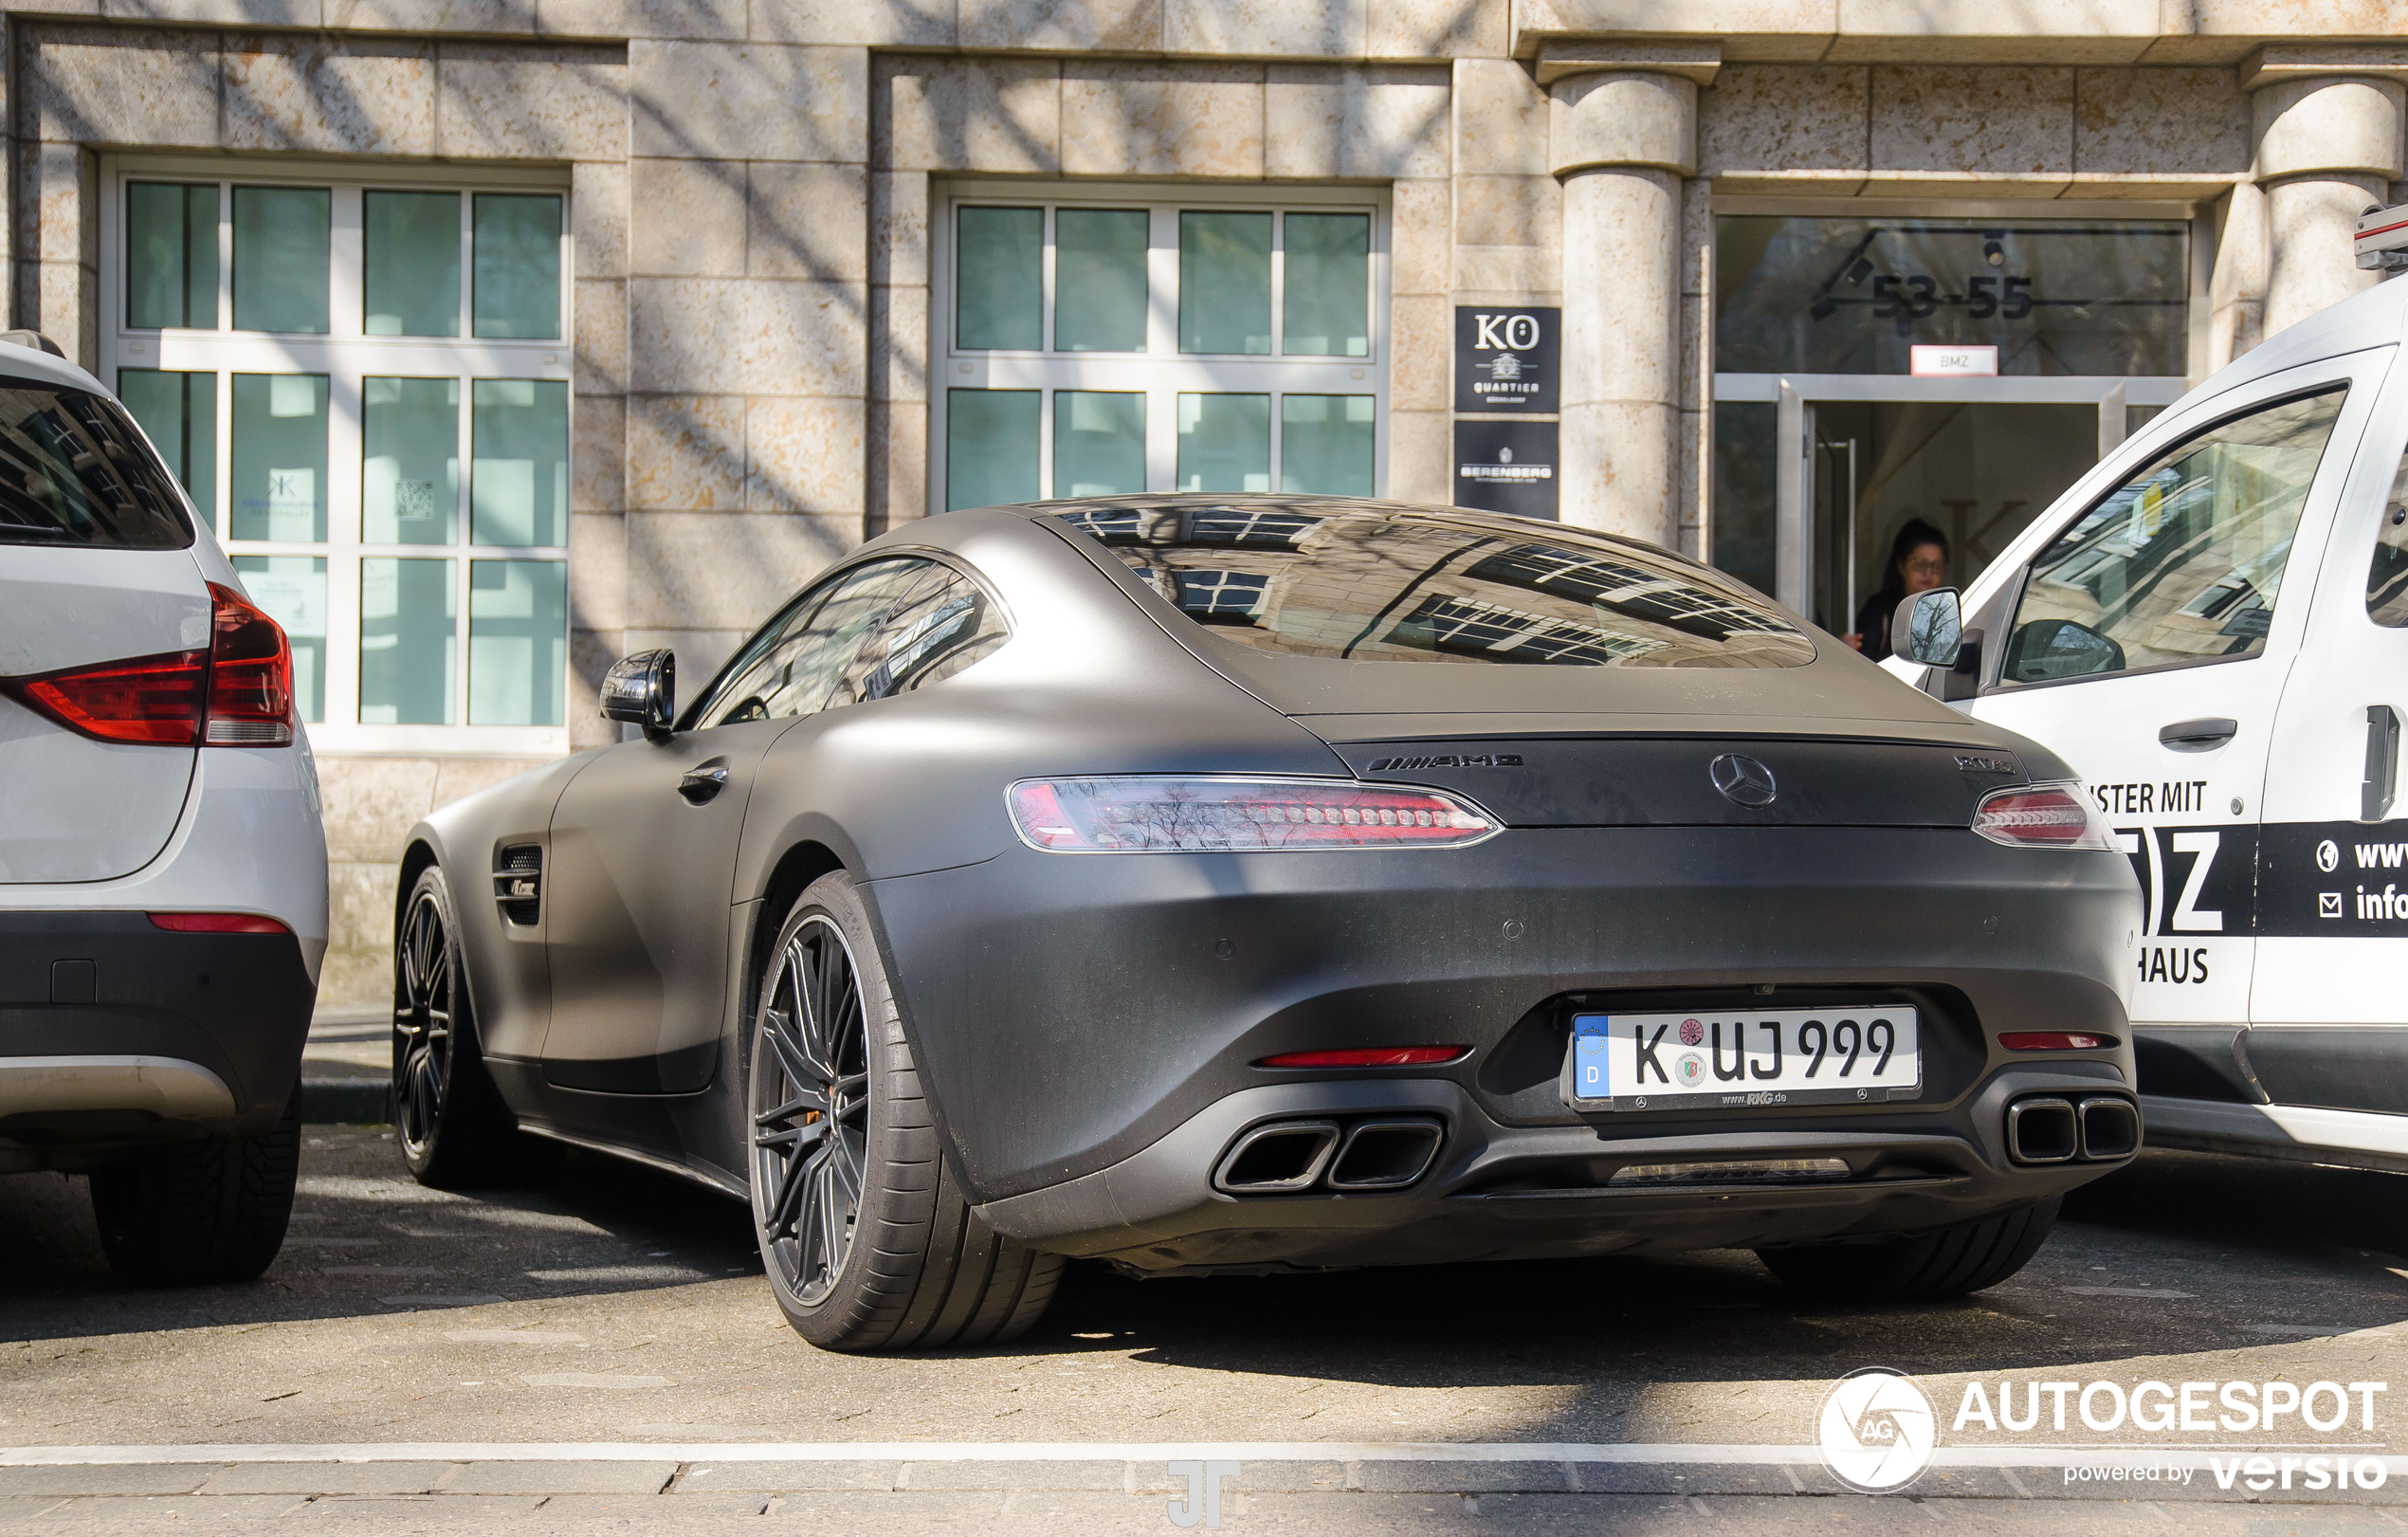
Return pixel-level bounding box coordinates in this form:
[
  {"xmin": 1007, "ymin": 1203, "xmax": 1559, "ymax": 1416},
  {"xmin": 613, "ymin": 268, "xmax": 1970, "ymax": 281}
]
[
  {"xmin": 1998, "ymin": 388, "xmax": 2344, "ymax": 686},
  {"xmin": 2365, "ymin": 441, "xmax": 2408, "ymax": 627},
  {"xmin": 0, "ymin": 383, "xmax": 193, "ymax": 549}
]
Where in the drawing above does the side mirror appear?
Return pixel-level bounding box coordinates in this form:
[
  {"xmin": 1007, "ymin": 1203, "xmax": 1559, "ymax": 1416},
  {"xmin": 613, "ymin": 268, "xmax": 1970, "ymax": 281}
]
[
  {"xmin": 600, "ymin": 649, "xmax": 676, "ymax": 740},
  {"xmin": 1891, "ymin": 587, "xmax": 1963, "ymax": 668}
]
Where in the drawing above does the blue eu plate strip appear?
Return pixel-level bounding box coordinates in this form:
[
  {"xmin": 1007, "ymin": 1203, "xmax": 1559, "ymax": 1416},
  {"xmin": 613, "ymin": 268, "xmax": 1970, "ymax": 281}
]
[{"xmin": 1573, "ymin": 1025, "xmax": 1610, "ymax": 1100}]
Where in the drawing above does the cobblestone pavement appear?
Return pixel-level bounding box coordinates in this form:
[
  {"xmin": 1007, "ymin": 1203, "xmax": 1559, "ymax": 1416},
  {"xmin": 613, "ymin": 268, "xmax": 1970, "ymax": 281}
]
[{"xmin": 8, "ymin": 1132, "xmax": 2408, "ymax": 1532}]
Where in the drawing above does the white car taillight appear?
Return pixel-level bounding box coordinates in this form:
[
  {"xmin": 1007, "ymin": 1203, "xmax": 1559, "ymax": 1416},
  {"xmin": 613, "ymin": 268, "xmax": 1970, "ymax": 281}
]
[
  {"xmin": 1, "ymin": 581, "xmax": 294, "ymax": 747},
  {"xmin": 1007, "ymin": 776, "xmax": 1501, "ymax": 852},
  {"xmin": 1971, "ymin": 780, "xmax": 2114, "ymax": 851}
]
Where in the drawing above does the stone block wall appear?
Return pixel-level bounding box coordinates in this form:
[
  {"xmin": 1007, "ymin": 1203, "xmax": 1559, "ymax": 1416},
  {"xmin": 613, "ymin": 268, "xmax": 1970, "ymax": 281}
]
[{"xmin": 10, "ymin": 3, "xmax": 2405, "ymax": 1006}]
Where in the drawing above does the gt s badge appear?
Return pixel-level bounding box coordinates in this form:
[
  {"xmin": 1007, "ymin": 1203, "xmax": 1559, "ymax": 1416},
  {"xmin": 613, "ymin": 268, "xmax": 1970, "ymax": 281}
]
[{"xmin": 1367, "ymin": 753, "xmax": 1524, "ymax": 770}]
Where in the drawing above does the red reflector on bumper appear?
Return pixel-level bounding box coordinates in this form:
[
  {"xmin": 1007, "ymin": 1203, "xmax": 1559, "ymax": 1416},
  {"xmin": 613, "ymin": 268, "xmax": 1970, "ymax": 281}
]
[
  {"xmin": 1998, "ymin": 1032, "xmax": 2112, "ymax": 1052},
  {"xmin": 149, "ymin": 912, "xmax": 291, "ymax": 935},
  {"xmin": 1257, "ymin": 1047, "xmax": 1468, "ymax": 1069}
]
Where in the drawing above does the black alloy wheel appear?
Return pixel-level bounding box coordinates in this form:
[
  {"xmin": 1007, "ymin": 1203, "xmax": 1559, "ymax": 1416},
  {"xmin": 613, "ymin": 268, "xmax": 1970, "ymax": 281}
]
[
  {"xmin": 748, "ymin": 872, "xmax": 1064, "ymax": 1351},
  {"xmin": 750, "ymin": 911, "xmax": 872, "ymax": 1308},
  {"xmin": 393, "ymin": 884, "xmax": 456, "ymax": 1161},
  {"xmin": 392, "ymin": 865, "xmax": 518, "ymax": 1187}
]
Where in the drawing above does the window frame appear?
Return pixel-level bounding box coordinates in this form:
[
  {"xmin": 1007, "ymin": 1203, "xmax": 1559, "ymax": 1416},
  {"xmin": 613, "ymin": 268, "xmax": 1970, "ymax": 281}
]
[
  {"xmin": 100, "ymin": 153, "xmax": 575, "ymax": 758},
  {"xmin": 930, "ymin": 180, "xmax": 1391, "ymax": 513}
]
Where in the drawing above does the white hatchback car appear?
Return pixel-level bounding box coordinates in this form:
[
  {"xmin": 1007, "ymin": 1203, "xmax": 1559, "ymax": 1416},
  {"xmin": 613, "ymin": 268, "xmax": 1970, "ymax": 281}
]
[{"xmin": 0, "ymin": 332, "xmax": 327, "ymax": 1284}]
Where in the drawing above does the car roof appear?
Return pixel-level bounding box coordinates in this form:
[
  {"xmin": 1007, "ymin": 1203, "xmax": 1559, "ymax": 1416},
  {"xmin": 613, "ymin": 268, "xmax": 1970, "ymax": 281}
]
[
  {"xmin": 0, "ymin": 337, "xmax": 113, "ymax": 396},
  {"xmin": 887, "ymin": 494, "xmax": 2034, "ymax": 752}
]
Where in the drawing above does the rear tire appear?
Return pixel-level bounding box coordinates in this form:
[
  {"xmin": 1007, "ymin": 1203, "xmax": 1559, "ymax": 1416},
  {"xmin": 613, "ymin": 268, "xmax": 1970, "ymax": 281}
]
[
  {"xmin": 1756, "ymin": 1198, "xmax": 2060, "ymax": 1302},
  {"xmin": 748, "ymin": 871, "xmax": 1065, "ymax": 1353},
  {"xmin": 394, "ymin": 864, "xmax": 520, "ymax": 1189},
  {"xmin": 89, "ymin": 1086, "xmax": 301, "ymax": 1285}
]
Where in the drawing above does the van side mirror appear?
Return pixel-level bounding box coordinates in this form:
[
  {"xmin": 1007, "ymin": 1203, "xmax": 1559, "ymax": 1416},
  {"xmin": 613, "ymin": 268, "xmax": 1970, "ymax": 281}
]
[
  {"xmin": 1891, "ymin": 587, "xmax": 1963, "ymax": 668},
  {"xmin": 600, "ymin": 649, "xmax": 676, "ymax": 740}
]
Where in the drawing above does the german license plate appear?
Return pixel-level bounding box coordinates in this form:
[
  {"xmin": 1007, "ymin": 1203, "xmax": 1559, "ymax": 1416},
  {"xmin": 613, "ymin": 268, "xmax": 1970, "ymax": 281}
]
[{"xmin": 1562, "ymin": 1007, "xmax": 1922, "ymax": 1112}]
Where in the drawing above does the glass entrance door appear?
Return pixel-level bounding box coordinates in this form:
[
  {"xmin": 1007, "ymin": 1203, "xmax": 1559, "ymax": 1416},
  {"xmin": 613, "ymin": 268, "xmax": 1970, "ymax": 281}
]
[
  {"xmin": 1714, "ymin": 376, "xmax": 2181, "ymax": 635},
  {"xmin": 1812, "ymin": 398, "xmax": 2099, "ymax": 653}
]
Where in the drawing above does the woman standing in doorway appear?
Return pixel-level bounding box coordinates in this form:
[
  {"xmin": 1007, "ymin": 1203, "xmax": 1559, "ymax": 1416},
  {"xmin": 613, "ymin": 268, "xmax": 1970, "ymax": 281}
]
[{"xmin": 1851, "ymin": 520, "xmax": 1950, "ymax": 661}]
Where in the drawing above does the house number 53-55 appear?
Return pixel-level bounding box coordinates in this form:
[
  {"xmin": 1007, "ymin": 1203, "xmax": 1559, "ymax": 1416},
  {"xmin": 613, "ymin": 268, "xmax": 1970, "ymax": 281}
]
[{"xmin": 1872, "ymin": 273, "xmax": 2034, "ymax": 320}]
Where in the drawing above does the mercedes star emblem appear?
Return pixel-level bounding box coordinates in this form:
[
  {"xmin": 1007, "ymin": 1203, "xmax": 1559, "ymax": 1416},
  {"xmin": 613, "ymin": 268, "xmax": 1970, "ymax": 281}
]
[{"xmin": 1710, "ymin": 753, "xmax": 1779, "ymax": 808}]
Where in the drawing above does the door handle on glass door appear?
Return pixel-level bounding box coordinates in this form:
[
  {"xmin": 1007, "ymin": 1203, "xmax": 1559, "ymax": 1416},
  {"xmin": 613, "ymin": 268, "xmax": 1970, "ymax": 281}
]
[
  {"xmin": 2159, "ymin": 718, "xmax": 2237, "ymax": 750},
  {"xmin": 678, "ymin": 764, "xmax": 730, "ymax": 804}
]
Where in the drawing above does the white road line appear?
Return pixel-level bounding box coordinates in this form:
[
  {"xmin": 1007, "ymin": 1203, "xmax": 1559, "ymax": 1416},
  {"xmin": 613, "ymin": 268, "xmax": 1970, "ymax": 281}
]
[{"xmin": 0, "ymin": 1442, "xmax": 2399, "ymax": 1472}]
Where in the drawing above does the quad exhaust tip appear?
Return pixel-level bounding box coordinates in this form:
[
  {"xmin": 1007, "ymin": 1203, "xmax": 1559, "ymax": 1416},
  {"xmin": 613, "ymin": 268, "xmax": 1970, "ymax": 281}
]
[
  {"xmin": 2077, "ymin": 1095, "xmax": 2141, "ymax": 1161},
  {"xmin": 1213, "ymin": 1119, "xmax": 1340, "ymax": 1193},
  {"xmin": 2006, "ymin": 1094, "xmax": 2139, "ymax": 1164},
  {"xmin": 1327, "ymin": 1117, "xmax": 1444, "ymax": 1190},
  {"xmin": 1213, "ymin": 1115, "xmax": 1446, "ymax": 1195}
]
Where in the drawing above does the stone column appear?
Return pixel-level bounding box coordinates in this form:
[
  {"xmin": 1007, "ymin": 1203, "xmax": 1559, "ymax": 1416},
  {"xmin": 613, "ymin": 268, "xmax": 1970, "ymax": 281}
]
[
  {"xmin": 2246, "ymin": 67, "xmax": 2405, "ymax": 339},
  {"xmin": 1549, "ymin": 68, "xmax": 1695, "ymax": 543}
]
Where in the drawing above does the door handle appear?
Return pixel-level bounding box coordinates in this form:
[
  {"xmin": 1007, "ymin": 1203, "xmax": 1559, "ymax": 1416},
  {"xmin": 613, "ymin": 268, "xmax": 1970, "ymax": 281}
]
[
  {"xmin": 2365, "ymin": 705, "xmax": 2400, "ymax": 823},
  {"xmin": 2159, "ymin": 717, "xmax": 2237, "ymax": 750},
  {"xmin": 678, "ymin": 764, "xmax": 730, "ymax": 804}
]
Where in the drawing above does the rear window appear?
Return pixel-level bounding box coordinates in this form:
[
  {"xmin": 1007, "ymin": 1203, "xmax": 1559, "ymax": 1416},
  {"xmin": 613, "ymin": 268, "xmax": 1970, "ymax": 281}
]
[
  {"xmin": 0, "ymin": 383, "xmax": 193, "ymax": 549},
  {"xmin": 1055, "ymin": 501, "xmax": 1815, "ymax": 669}
]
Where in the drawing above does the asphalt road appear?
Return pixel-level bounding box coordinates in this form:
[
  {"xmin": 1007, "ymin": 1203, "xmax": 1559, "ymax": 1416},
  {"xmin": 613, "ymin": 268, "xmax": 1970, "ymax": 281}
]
[{"xmin": 9, "ymin": 1128, "xmax": 2408, "ymax": 1533}]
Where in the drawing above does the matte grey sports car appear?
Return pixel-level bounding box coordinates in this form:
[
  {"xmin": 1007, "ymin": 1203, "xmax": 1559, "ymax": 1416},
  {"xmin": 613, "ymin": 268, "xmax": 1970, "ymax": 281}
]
[{"xmin": 397, "ymin": 496, "xmax": 2143, "ymax": 1352}]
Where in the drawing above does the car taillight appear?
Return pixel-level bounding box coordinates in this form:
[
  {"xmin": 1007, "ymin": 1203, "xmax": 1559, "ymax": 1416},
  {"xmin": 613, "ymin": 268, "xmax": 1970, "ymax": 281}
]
[
  {"xmin": 1999, "ymin": 1032, "xmax": 2113, "ymax": 1051},
  {"xmin": 203, "ymin": 581, "xmax": 294, "ymax": 746},
  {"xmin": 1007, "ymin": 777, "xmax": 1500, "ymax": 852},
  {"xmin": 1971, "ymin": 781, "xmax": 2113, "ymax": 851},
  {"xmin": 3, "ymin": 582, "xmax": 294, "ymax": 748},
  {"xmin": 12, "ymin": 650, "xmax": 209, "ymax": 744},
  {"xmin": 1257, "ymin": 1047, "xmax": 1469, "ymax": 1068},
  {"xmin": 150, "ymin": 912, "xmax": 292, "ymax": 935}
]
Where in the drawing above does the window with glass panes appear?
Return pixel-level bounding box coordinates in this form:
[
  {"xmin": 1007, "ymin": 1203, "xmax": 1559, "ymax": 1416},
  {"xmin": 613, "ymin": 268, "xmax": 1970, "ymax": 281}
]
[
  {"xmin": 104, "ymin": 160, "xmax": 573, "ymax": 754},
  {"xmin": 934, "ymin": 186, "xmax": 1387, "ymax": 513}
]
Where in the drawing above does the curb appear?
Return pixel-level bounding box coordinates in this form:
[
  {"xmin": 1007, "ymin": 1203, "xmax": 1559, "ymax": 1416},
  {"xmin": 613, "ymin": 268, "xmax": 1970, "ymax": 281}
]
[{"xmin": 301, "ymin": 1077, "xmax": 390, "ymax": 1125}]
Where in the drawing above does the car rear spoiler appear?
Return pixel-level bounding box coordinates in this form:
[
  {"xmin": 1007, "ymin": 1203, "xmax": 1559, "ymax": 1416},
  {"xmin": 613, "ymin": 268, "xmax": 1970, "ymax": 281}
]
[{"xmin": 2359, "ymin": 202, "xmax": 2408, "ymax": 272}]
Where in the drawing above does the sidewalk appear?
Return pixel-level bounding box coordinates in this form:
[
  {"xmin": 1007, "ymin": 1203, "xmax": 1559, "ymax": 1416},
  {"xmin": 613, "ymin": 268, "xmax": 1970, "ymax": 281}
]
[{"xmin": 0, "ymin": 1444, "xmax": 2398, "ymax": 1534}]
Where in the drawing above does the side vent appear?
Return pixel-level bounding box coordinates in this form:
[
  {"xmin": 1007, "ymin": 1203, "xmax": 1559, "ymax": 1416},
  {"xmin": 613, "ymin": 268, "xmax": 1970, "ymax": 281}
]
[{"xmin": 493, "ymin": 844, "xmax": 543, "ymax": 926}]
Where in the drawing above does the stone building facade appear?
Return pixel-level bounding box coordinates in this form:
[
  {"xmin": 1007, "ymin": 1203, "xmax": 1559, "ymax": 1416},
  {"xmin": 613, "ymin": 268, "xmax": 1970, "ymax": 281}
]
[{"xmin": 9, "ymin": 2, "xmax": 2404, "ymax": 1003}]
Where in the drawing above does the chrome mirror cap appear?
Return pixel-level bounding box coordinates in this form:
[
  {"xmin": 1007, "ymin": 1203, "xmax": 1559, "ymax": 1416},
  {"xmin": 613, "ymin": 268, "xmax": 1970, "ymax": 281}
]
[{"xmin": 600, "ymin": 649, "xmax": 676, "ymax": 739}]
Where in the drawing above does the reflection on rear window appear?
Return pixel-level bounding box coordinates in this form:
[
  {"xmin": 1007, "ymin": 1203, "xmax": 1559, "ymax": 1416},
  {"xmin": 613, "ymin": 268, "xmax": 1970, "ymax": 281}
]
[
  {"xmin": 1055, "ymin": 500, "xmax": 1815, "ymax": 668},
  {"xmin": 0, "ymin": 383, "xmax": 193, "ymax": 549}
]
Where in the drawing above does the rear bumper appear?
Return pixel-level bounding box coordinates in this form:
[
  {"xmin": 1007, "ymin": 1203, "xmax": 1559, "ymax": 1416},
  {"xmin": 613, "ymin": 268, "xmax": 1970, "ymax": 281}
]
[
  {"xmin": 977, "ymin": 1068, "xmax": 2136, "ymax": 1272},
  {"xmin": 0, "ymin": 912, "xmax": 316, "ymax": 1164},
  {"xmin": 867, "ymin": 826, "xmax": 2142, "ymax": 1203}
]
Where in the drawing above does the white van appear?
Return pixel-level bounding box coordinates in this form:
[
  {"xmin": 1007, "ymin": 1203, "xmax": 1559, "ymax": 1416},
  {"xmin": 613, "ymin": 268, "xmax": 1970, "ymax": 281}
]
[{"xmin": 1883, "ymin": 258, "xmax": 2408, "ymax": 1174}]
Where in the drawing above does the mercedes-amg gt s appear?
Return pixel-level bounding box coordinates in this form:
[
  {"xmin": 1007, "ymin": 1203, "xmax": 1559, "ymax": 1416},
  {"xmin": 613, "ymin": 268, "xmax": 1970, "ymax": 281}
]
[{"xmin": 394, "ymin": 497, "xmax": 2143, "ymax": 1351}]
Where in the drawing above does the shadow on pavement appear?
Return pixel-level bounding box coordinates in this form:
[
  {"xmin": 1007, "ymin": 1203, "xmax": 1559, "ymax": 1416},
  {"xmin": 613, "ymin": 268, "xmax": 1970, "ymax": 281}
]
[{"xmin": 0, "ymin": 1127, "xmax": 757, "ymax": 1343}]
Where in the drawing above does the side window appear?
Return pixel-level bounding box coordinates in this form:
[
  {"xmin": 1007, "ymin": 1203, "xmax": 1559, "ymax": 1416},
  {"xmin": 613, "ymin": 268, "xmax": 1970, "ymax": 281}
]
[
  {"xmin": 2366, "ymin": 441, "xmax": 2408, "ymax": 627},
  {"xmin": 692, "ymin": 558, "xmax": 932, "ymax": 728},
  {"xmin": 831, "ymin": 565, "xmax": 1011, "ymax": 706},
  {"xmin": 1999, "ymin": 388, "xmax": 2345, "ymax": 686}
]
